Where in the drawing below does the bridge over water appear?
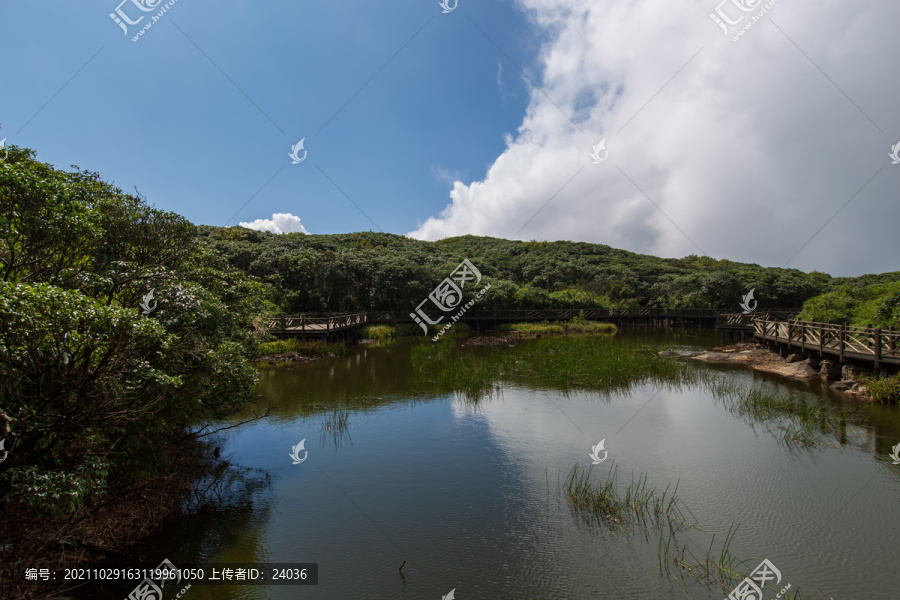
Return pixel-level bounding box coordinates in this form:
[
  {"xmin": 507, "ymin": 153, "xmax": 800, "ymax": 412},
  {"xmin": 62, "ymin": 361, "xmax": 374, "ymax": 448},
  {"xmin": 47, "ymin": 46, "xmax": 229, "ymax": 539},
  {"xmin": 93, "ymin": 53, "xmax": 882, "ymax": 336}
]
[
  {"xmin": 264, "ymin": 308, "xmax": 800, "ymax": 341},
  {"xmin": 264, "ymin": 309, "xmax": 897, "ymax": 373},
  {"xmin": 753, "ymin": 318, "xmax": 900, "ymax": 371}
]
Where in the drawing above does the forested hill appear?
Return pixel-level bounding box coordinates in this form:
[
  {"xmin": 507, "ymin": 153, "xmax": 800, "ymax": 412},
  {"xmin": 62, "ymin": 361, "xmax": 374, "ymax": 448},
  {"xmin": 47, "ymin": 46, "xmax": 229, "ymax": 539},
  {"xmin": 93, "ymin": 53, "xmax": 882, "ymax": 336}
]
[{"xmin": 199, "ymin": 226, "xmax": 849, "ymax": 313}]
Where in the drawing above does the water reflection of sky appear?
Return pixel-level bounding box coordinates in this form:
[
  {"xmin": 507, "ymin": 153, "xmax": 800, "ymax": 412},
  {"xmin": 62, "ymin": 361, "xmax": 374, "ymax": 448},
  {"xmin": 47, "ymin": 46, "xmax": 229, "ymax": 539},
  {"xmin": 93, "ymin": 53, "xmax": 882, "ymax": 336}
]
[
  {"xmin": 189, "ymin": 339, "xmax": 900, "ymax": 599},
  {"xmin": 453, "ymin": 377, "xmax": 900, "ymax": 598}
]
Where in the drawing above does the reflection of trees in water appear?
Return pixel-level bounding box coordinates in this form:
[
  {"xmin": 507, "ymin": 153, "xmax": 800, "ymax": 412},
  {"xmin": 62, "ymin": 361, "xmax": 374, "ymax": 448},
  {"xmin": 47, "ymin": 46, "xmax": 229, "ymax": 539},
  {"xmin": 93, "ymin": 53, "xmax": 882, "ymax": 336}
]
[
  {"xmin": 69, "ymin": 450, "xmax": 274, "ymax": 599},
  {"xmin": 250, "ymin": 341, "xmax": 432, "ymax": 420},
  {"xmin": 140, "ymin": 458, "xmax": 272, "ymax": 565},
  {"xmin": 175, "ymin": 455, "xmax": 274, "ymax": 561},
  {"xmin": 701, "ymin": 372, "xmax": 875, "ymax": 450}
]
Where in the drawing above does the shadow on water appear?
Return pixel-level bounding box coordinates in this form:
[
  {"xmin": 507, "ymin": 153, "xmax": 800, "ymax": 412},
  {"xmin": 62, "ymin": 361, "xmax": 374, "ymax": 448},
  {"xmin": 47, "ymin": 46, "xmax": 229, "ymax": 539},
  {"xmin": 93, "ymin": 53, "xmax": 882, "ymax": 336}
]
[{"xmin": 72, "ymin": 459, "xmax": 274, "ymax": 599}]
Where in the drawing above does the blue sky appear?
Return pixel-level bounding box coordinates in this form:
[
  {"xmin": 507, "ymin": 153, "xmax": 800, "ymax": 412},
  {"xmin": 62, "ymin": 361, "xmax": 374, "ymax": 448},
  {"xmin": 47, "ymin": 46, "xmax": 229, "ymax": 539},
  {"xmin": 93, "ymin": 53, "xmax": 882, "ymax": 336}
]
[
  {"xmin": 2, "ymin": 0, "xmax": 899, "ymax": 277},
  {"xmin": 1, "ymin": 1, "xmax": 535, "ymax": 232}
]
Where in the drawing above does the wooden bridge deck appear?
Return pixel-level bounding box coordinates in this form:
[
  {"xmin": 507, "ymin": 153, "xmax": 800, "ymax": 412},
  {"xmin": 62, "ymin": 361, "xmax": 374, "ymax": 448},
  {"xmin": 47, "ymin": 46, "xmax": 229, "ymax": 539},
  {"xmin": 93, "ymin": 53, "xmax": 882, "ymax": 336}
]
[
  {"xmin": 265, "ymin": 313, "xmax": 369, "ymax": 338},
  {"xmin": 264, "ymin": 308, "xmax": 800, "ymax": 339},
  {"xmin": 715, "ymin": 312, "xmax": 799, "ymax": 330},
  {"xmin": 263, "ymin": 309, "xmax": 898, "ymax": 371},
  {"xmin": 753, "ymin": 319, "xmax": 900, "ymax": 368}
]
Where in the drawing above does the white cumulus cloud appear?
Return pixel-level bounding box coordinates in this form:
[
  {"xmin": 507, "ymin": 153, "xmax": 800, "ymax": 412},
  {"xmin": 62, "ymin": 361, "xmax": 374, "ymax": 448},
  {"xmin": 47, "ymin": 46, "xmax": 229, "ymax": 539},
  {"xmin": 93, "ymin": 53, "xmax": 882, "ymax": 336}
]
[
  {"xmin": 408, "ymin": 0, "xmax": 900, "ymax": 276},
  {"xmin": 239, "ymin": 213, "xmax": 309, "ymax": 234}
]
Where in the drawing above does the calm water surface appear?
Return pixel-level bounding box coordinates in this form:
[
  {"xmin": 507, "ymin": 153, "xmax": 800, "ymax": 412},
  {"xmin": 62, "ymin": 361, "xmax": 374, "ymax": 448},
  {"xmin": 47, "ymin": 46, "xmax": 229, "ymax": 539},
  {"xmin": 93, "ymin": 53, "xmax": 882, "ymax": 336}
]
[{"xmin": 85, "ymin": 329, "xmax": 900, "ymax": 599}]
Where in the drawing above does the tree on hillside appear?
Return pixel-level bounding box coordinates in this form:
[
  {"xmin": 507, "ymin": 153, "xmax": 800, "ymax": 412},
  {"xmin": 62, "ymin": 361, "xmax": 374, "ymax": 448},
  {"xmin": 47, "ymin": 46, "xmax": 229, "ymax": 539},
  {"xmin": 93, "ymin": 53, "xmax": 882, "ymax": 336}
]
[{"xmin": 0, "ymin": 147, "xmax": 270, "ymax": 526}]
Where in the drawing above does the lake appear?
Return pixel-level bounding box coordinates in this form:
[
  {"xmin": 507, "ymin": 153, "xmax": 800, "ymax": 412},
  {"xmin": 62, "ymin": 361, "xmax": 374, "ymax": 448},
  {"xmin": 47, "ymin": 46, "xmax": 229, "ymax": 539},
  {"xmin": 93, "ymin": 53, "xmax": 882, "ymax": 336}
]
[{"xmin": 83, "ymin": 329, "xmax": 900, "ymax": 599}]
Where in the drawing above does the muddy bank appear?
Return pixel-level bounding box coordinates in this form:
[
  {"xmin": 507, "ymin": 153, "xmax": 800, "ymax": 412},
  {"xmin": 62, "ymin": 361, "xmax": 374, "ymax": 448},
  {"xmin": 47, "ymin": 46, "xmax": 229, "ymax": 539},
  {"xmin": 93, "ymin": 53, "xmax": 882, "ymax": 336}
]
[{"xmin": 689, "ymin": 343, "xmax": 872, "ymax": 400}]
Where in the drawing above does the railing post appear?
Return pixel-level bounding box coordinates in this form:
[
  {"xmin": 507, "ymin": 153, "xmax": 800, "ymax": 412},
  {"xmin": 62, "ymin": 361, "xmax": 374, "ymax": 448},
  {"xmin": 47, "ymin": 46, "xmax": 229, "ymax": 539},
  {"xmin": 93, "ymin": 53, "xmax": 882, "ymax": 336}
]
[
  {"xmin": 874, "ymin": 328, "xmax": 882, "ymax": 369},
  {"xmin": 302, "ymin": 315, "xmax": 306, "ymax": 335},
  {"xmin": 839, "ymin": 324, "xmax": 844, "ymax": 360},
  {"xmin": 280, "ymin": 315, "xmax": 286, "ymax": 335}
]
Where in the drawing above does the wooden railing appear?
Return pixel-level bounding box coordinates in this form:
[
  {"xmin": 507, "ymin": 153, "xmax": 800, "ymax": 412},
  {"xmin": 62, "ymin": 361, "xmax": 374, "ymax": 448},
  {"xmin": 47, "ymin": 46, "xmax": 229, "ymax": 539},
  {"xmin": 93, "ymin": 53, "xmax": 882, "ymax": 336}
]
[
  {"xmin": 262, "ymin": 311, "xmax": 899, "ymax": 367},
  {"xmin": 265, "ymin": 308, "xmax": 801, "ymax": 334},
  {"xmin": 754, "ymin": 319, "xmax": 900, "ymax": 367},
  {"xmin": 716, "ymin": 311, "xmax": 800, "ymax": 328},
  {"xmin": 264, "ymin": 312, "xmax": 369, "ymax": 335}
]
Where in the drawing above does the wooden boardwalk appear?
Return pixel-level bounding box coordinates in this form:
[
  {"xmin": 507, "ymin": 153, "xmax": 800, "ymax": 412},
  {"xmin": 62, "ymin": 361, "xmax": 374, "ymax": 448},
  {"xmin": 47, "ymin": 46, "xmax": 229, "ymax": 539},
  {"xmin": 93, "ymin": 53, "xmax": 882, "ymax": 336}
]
[
  {"xmin": 715, "ymin": 311, "xmax": 800, "ymax": 344},
  {"xmin": 753, "ymin": 318, "xmax": 900, "ymax": 369},
  {"xmin": 263, "ymin": 309, "xmax": 899, "ymax": 372},
  {"xmin": 265, "ymin": 313, "xmax": 369, "ymax": 340},
  {"xmin": 715, "ymin": 312, "xmax": 799, "ymax": 330},
  {"xmin": 264, "ymin": 308, "xmax": 799, "ymax": 339}
]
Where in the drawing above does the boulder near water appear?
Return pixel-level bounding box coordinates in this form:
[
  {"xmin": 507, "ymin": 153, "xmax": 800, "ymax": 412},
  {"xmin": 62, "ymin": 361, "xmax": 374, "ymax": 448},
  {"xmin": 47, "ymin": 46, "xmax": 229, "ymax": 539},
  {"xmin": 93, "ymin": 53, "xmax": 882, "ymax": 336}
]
[
  {"xmin": 830, "ymin": 380, "xmax": 856, "ymax": 391},
  {"xmin": 842, "ymin": 364, "xmax": 861, "ymax": 380},
  {"xmin": 819, "ymin": 360, "xmax": 841, "ymax": 381}
]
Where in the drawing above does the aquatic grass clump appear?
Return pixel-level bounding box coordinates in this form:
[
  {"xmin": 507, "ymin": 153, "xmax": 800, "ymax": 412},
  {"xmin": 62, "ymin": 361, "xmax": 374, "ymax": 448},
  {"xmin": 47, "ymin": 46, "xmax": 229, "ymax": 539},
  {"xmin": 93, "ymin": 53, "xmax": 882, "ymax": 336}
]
[
  {"xmin": 512, "ymin": 337, "xmax": 700, "ymax": 392},
  {"xmin": 411, "ymin": 338, "xmax": 503, "ymax": 402},
  {"xmin": 253, "ymin": 338, "xmax": 346, "ymax": 358},
  {"xmin": 563, "ymin": 464, "xmax": 693, "ymax": 534},
  {"xmin": 660, "ymin": 524, "xmax": 816, "ymax": 600},
  {"xmin": 859, "ymin": 372, "xmax": 900, "ymax": 404},
  {"xmin": 567, "ymin": 321, "xmax": 617, "ymax": 334},
  {"xmin": 497, "ymin": 318, "xmax": 617, "ymax": 335},
  {"xmin": 360, "ymin": 324, "xmax": 396, "ymax": 342},
  {"xmin": 498, "ymin": 321, "xmax": 565, "ymax": 334},
  {"xmin": 319, "ymin": 405, "xmax": 352, "ymax": 449},
  {"xmin": 411, "ymin": 335, "xmax": 702, "ymax": 402},
  {"xmin": 322, "ymin": 405, "xmax": 350, "ymax": 431},
  {"xmin": 660, "ymin": 524, "xmax": 751, "ymax": 595},
  {"xmin": 393, "ymin": 323, "xmax": 425, "ymax": 337},
  {"xmin": 560, "ymin": 462, "xmax": 818, "ymax": 599}
]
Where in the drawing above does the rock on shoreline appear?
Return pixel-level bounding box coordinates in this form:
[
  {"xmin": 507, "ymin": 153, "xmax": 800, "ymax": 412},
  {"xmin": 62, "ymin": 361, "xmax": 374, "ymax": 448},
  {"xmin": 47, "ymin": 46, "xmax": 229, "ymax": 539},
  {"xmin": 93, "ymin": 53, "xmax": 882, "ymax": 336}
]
[
  {"xmin": 691, "ymin": 344, "xmax": 818, "ymax": 379},
  {"xmin": 688, "ymin": 343, "xmax": 872, "ymax": 400}
]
